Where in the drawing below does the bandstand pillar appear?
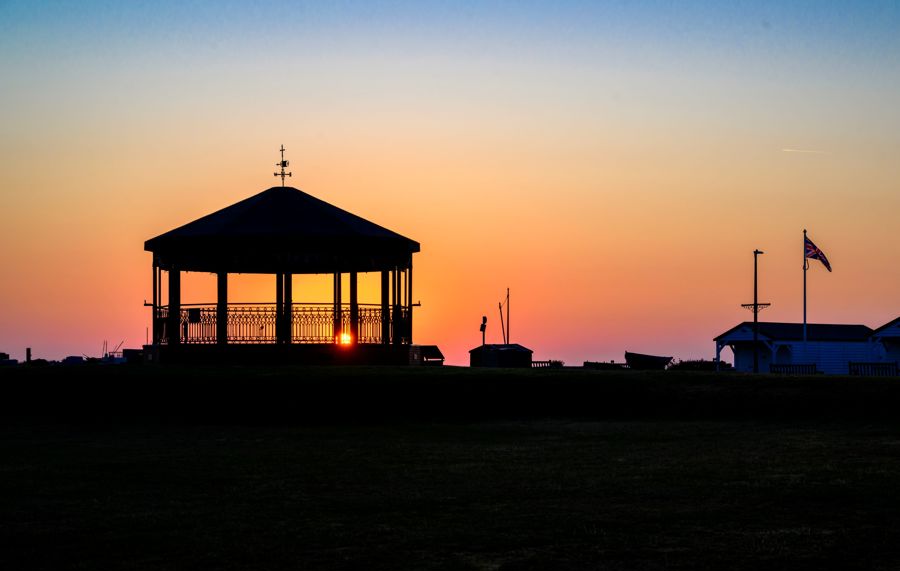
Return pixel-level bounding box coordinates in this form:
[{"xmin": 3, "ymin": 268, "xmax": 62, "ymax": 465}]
[
  {"xmin": 407, "ymin": 259, "xmax": 413, "ymax": 344},
  {"xmin": 168, "ymin": 268, "xmax": 181, "ymax": 345},
  {"xmin": 275, "ymin": 273, "xmax": 284, "ymax": 344},
  {"xmin": 283, "ymin": 273, "xmax": 292, "ymax": 344},
  {"xmin": 216, "ymin": 272, "xmax": 228, "ymax": 345},
  {"xmin": 391, "ymin": 267, "xmax": 400, "ymax": 346},
  {"xmin": 333, "ymin": 272, "xmax": 342, "ymax": 342},
  {"xmin": 381, "ymin": 270, "xmax": 390, "ymax": 345},
  {"xmin": 349, "ymin": 272, "xmax": 359, "ymax": 344}
]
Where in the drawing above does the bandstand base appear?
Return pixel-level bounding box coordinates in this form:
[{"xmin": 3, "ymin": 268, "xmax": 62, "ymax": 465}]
[{"xmin": 146, "ymin": 343, "xmax": 415, "ymax": 366}]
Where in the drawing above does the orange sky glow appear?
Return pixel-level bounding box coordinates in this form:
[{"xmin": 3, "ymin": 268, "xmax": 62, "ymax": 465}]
[{"xmin": 1, "ymin": 2, "xmax": 898, "ymax": 364}]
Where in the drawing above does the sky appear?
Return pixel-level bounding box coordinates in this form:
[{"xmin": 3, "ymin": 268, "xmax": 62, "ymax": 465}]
[{"xmin": 1, "ymin": 0, "xmax": 898, "ymax": 365}]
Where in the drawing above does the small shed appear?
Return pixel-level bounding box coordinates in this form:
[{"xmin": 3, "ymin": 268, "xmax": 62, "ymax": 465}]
[{"xmin": 469, "ymin": 344, "xmax": 533, "ymax": 368}]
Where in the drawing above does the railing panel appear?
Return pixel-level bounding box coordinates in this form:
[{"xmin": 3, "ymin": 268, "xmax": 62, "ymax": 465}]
[
  {"xmin": 228, "ymin": 305, "xmax": 278, "ymax": 344},
  {"xmin": 358, "ymin": 307, "xmax": 382, "ymax": 344},
  {"xmin": 293, "ymin": 306, "xmax": 346, "ymax": 343},
  {"xmin": 154, "ymin": 303, "xmax": 411, "ymax": 345}
]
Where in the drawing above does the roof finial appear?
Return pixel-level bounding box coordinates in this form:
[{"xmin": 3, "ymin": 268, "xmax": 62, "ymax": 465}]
[{"xmin": 274, "ymin": 145, "xmax": 292, "ymax": 186}]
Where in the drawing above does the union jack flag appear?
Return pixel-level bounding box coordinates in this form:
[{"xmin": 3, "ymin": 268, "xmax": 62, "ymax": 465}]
[{"xmin": 805, "ymin": 236, "xmax": 832, "ymax": 272}]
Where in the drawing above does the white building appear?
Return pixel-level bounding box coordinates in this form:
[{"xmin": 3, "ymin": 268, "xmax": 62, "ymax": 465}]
[
  {"xmin": 871, "ymin": 317, "xmax": 900, "ymax": 364},
  {"xmin": 714, "ymin": 317, "xmax": 900, "ymax": 375}
]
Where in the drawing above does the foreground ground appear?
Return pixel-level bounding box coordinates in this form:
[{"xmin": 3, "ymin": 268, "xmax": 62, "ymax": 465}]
[{"xmin": 2, "ymin": 366, "xmax": 899, "ymax": 569}]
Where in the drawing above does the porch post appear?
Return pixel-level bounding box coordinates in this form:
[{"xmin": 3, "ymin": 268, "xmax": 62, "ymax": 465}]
[
  {"xmin": 275, "ymin": 273, "xmax": 284, "ymax": 344},
  {"xmin": 715, "ymin": 341, "xmax": 721, "ymax": 372},
  {"xmin": 217, "ymin": 272, "xmax": 228, "ymax": 345},
  {"xmin": 349, "ymin": 271, "xmax": 359, "ymax": 345},
  {"xmin": 381, "ymin": 270, "xmax": 390, "ymax": 345},
  {"xmin": 284, "ymin": 273, "xmax": 292, "ymax": 344},
  {"xmin": 333, "ymin": 272, "xmax": 342, "ymax": 343},
  {"xmin": 168, "ymin": 268, "xmax": 181, "ymax": 345}
]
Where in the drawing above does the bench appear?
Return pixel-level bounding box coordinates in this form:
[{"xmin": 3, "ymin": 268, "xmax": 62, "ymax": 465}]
[{"xmin": 849, "ymin": 362, "xmax": 900, "ymax": 377}]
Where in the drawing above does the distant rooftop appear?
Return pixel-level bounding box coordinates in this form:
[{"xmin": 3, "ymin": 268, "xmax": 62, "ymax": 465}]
[{"xmin": 469, "ymin": 344, "xmax": 533, "ymax": 353}]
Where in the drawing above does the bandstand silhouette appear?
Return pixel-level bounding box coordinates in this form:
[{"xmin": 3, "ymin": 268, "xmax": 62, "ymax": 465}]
[{"xmin": 144, "ymin": 152, "xmax": 419, "ymax": 364}]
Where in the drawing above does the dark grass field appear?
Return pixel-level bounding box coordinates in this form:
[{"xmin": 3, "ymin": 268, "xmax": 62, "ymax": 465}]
[{"xmin": 2, "ymin": 365, "xmax": 900, "ymax": 570}]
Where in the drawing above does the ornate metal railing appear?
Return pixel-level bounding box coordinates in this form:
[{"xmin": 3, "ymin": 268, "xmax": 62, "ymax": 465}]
[{"xmin": 156, "ymin": 303, "xmax": 409, "ymax": 345}]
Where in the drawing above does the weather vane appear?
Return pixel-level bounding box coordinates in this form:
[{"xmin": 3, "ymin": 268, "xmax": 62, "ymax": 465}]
[{"xmin": 274, "ymin": 145, "xmax": 292, "ymax": 186}]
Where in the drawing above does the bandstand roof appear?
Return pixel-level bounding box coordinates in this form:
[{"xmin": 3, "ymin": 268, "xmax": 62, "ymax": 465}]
[{"xmin": 145, "ymin": 186, "xmax": 419, "ymax": 273}]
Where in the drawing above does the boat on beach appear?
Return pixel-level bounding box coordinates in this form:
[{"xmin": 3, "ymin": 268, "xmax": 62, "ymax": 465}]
[{"xmin": 624, "ymin": 351, "xmax": 673, "ymax": 370}]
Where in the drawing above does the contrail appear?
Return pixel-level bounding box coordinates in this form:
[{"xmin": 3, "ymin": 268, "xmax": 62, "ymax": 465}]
[{"xmin": 781, "ymin": 148, "xmax": 828, "ymax": 154}]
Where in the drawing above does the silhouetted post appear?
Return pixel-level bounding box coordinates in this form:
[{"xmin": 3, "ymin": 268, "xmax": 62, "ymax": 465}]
[
  {"xmin": 152, "ymin": 258, "xmax": 159, "ymax": 344},
  {"xmin": 753, "ymin": 250, "xmax": 763, "ymax": 373},
  {"xmin": 333, "ymin": 272, "xmax": 342, "ymax": 343},
  {"xmin": 349, "ymin": 271, "xmax": 358, "ymax": 345},
  {"xmin": 283, "ymin": 273, "xmax": 292, "ymax": 344},
  {"xmin": 407, "ymin": 258, "xmax": 413, "ymax": 344},
  {"xmin": 391, "ymin": 267, "xmax": 400, "ymax": 345},
  {"xmin": 802, "ymin": 228, "xmax": 808, "ymax": 352},
  {"xmin": 26, "ymin": 347, "xmax": 31, "ymax": 363},
  {"xmin": 381, "ymin": 270, "xmax": 390, "ymax": 344},
  {"xmin": 741, "ymin": 251, "xmax": 770, "ymax": 373},
  {"xmin": 217, "ymin": 272, "xmax": 228, "ymax": 345},
  {"xmin": 275, "ymin": 273, "xmax": 283, "ymax": 343},
  {"xmin": 168, "ymin": 269, "xmax": 181, "ymax": 345}
]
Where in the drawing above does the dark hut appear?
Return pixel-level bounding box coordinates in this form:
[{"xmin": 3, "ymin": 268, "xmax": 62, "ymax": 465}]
[{"xmin": 469, "ymin": 344, "xmax": 533, "ymax": 368}]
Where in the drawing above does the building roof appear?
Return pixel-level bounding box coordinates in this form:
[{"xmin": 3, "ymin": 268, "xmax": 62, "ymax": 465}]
[
  {"xmin": 145, "ymin": 186, "xmax": 419, "ymax": 273},
  {"xmin": 871, "ymin": 316, "xmax": 900, "ymax": 337},
  {"xmin": 715, "ymin": 322, "xmax": 873, "ymax": 343},
  {"xmin": 469, "ymin": 344, "xmax": 533, "ymax": 354}
]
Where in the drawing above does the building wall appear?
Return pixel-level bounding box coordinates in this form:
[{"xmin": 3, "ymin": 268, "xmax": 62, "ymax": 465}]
[
  {"xmin": 876, "ymin": 339, "xmax": 900, "ymax": 363},
  {"xmin": 778, "ymin": 341, "xmax": 873, "ymax": 374},
  {"xmin": 470, "ymin": 348, "xmax": 533, "ymax": 368},
  {"xmin": 731, "ymin": 341, "xmax": 875, "ymax": 374},
  {"xmin": 733, "ymin": 345, "xmax": 772, "ymax": 372}
]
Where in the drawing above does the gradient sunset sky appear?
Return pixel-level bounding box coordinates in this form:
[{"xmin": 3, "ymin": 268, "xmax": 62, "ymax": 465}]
[{"xmin": 1, "ymin": 1, "xmax": 898, "ymax": 365}]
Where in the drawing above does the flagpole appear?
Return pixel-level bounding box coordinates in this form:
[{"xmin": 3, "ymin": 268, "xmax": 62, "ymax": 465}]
[{"xmin": 803, "ymin": 229, "xmax": 807, "ymax": 347}]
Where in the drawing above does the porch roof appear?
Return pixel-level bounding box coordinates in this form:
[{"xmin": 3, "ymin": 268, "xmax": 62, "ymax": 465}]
[{"xmin": 715, "ymin": 322, "xmax": 873, "ymax": 343}]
